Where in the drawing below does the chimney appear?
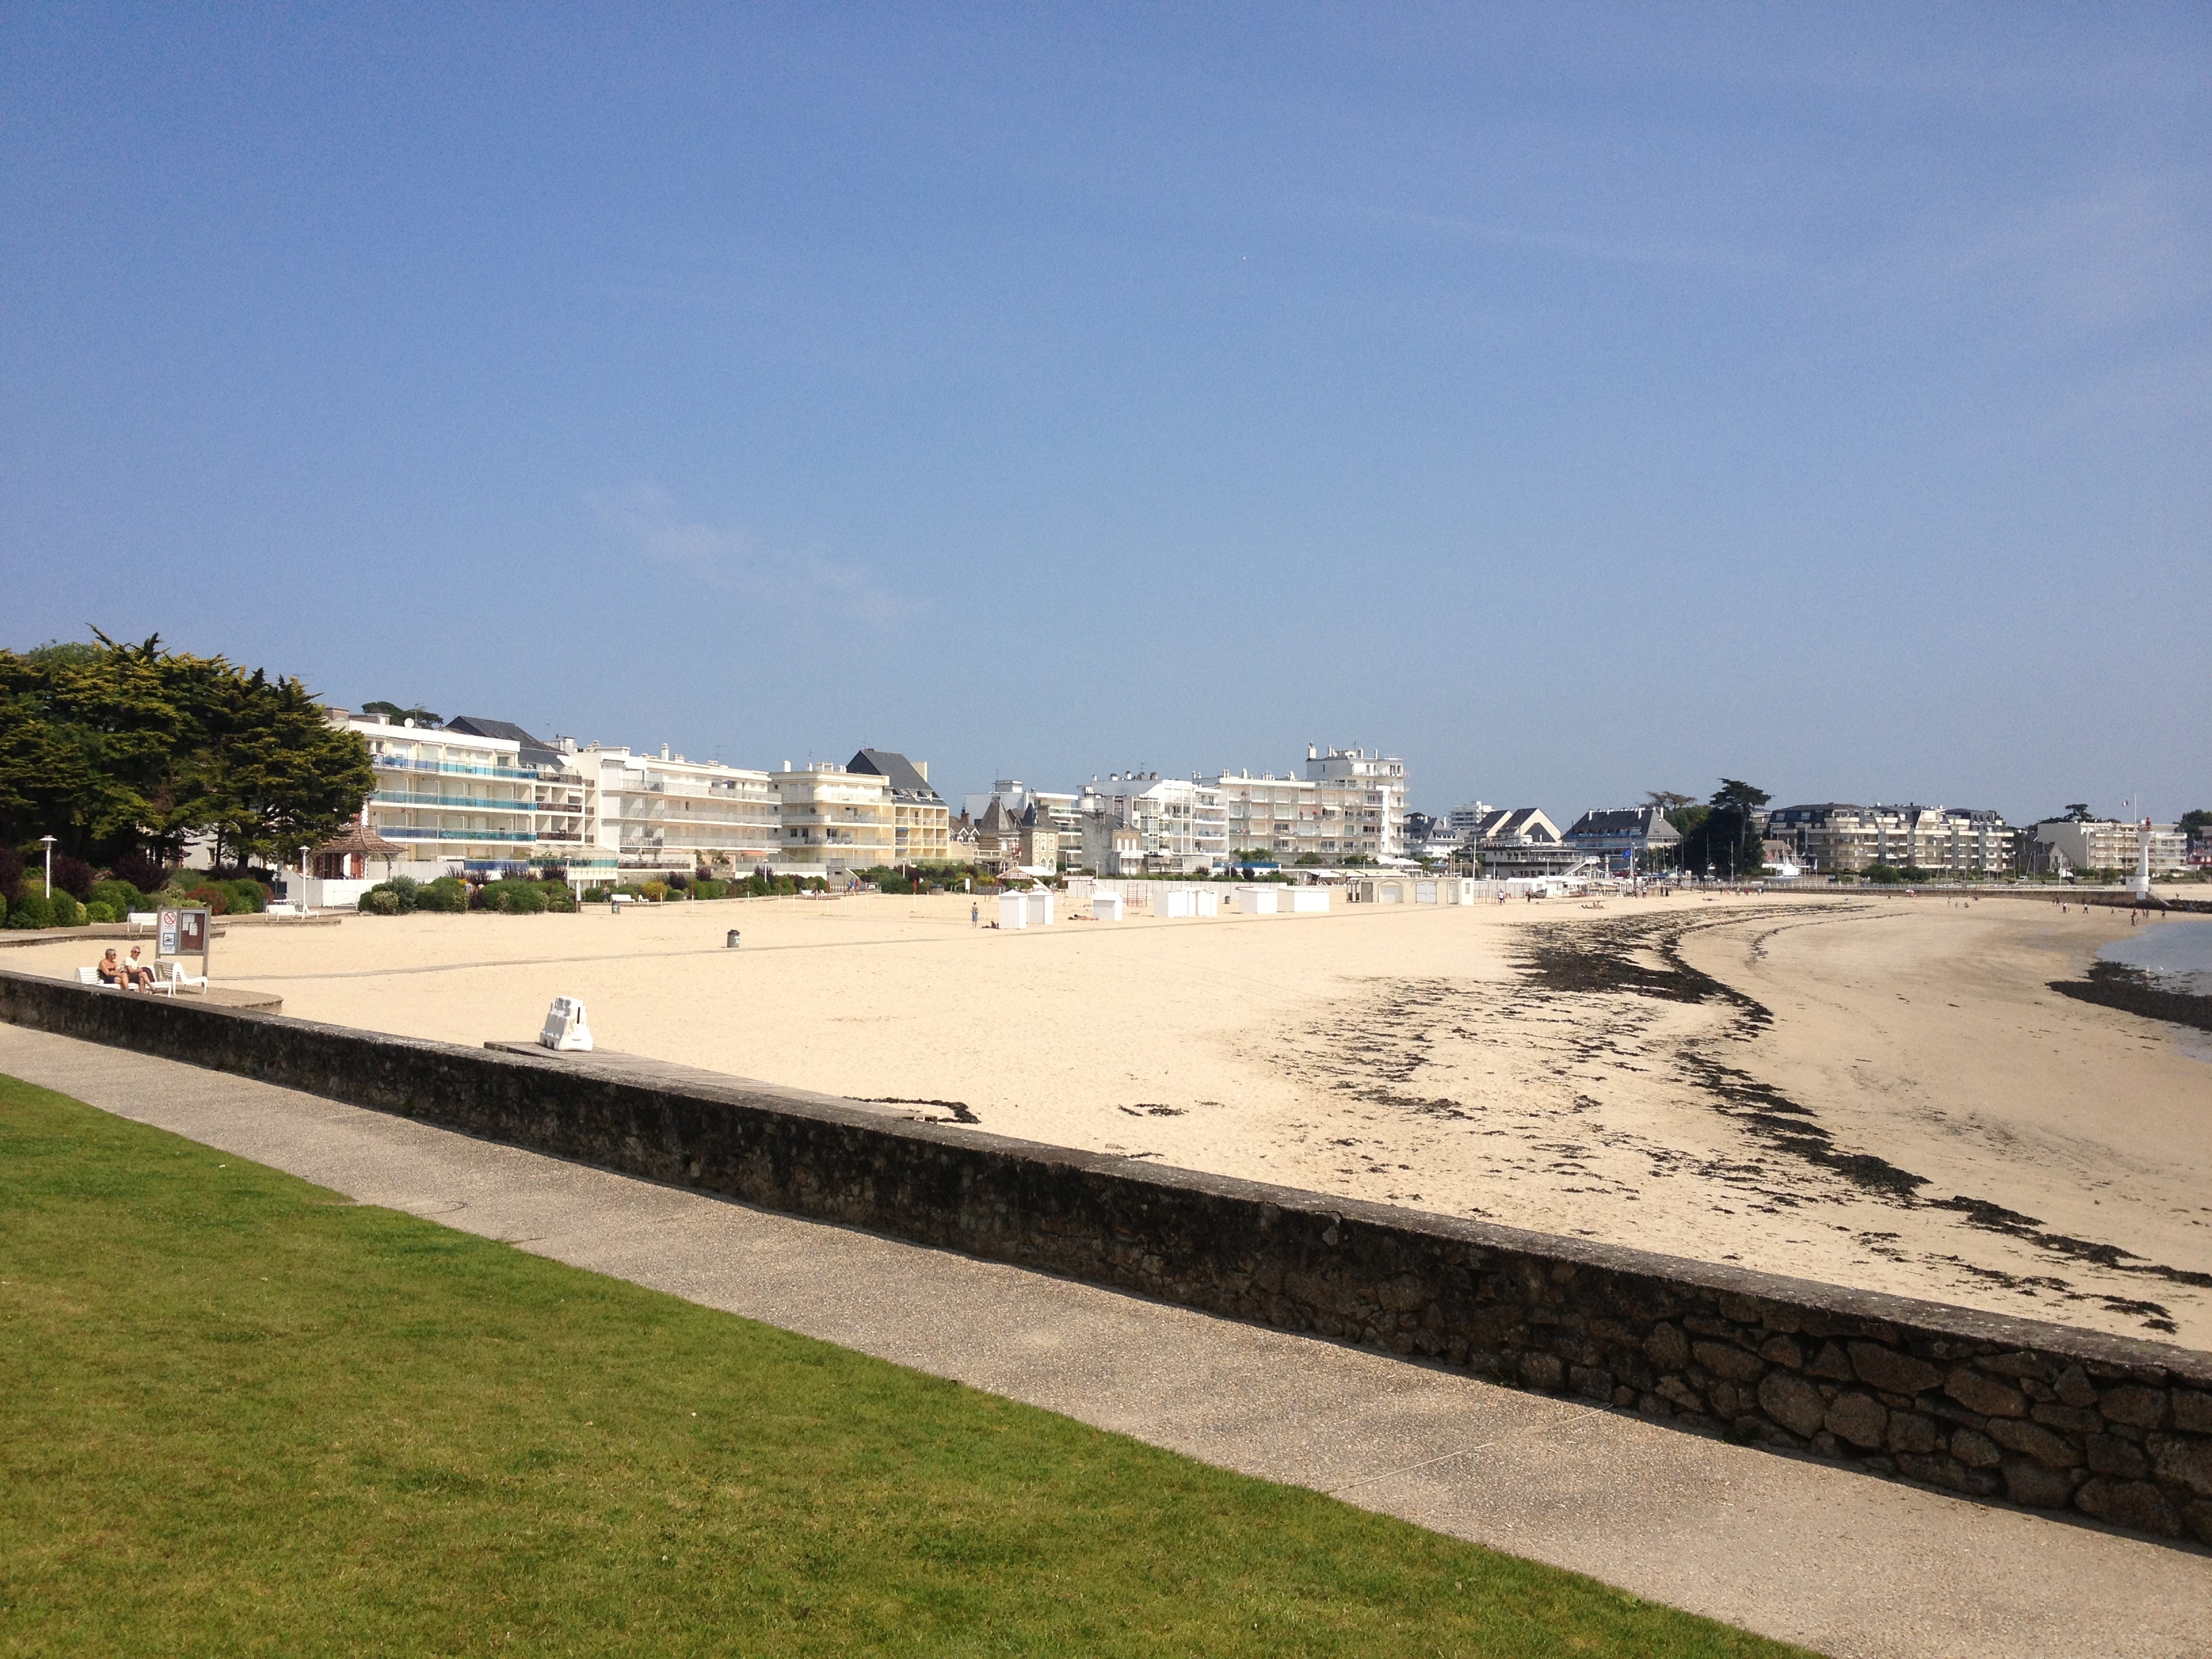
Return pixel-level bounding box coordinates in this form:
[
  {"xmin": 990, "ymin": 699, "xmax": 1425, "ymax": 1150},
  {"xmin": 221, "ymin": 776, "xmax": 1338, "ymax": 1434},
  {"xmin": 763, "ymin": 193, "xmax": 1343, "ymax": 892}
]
[
  {"xmin": 661, "ymin": 743, "xmax": 671, "ymax": 761},
  {"xmin": 915, "ymin": 759, "xmax": 928, "ymax": 781}
]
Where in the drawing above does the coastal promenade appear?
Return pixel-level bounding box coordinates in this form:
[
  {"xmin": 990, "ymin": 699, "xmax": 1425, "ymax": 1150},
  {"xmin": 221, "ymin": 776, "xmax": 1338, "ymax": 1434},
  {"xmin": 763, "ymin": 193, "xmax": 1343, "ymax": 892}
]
[{"xmin": 3, "ymin": 1022, "xmax": 2205, "ymax": 1659}]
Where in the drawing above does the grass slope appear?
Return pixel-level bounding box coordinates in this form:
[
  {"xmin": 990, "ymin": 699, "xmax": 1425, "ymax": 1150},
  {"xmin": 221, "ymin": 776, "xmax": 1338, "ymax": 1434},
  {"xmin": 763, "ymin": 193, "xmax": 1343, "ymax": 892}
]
[{"xmin": 0, "ymin": 1074, "xmax": 1803, "ymax": 1657}]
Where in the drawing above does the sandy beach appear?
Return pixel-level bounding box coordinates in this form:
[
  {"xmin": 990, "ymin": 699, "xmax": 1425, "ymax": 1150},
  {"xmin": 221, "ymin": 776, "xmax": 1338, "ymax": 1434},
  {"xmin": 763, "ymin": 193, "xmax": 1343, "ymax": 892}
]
[{"xmin": 10, "ymin": 889, "xmax": 2208, "ymax": 1345}]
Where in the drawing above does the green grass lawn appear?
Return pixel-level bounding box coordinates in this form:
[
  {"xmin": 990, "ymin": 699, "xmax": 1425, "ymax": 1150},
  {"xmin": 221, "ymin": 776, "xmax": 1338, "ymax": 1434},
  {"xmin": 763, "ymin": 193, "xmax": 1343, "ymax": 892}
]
[{"xmin": 0, "ymin": 1073, "xmax": 1805, "ymax": 1657}]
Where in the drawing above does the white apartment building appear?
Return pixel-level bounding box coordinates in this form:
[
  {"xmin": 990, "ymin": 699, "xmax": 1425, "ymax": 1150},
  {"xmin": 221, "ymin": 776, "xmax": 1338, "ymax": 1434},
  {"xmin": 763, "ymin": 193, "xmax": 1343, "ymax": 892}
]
[
  {"xmin": 1447, "ymin": 802, "xmax": 1494, "ymax": 840},
  {"xmin": 1211, "ymin": 746, "xmax": 1411, "ymax": 865},
  {"xmin": 1214, "ymin": 773, "xmax": 1329, "ymax": 861},
  {"xmin": 573, "ymin": 743, "xmax": 779, "ymax": 876},
  {"xmin": 848, "ymin": 750, "xmax": 951, "ymax": 864},
  {"xmin": 773, "ymin": 762, "xmax": 894, "ymax": 874},
  {"xmin": 1303, "ymin": 746, "xmax": 1408, "ymax": 861},
  {"xmin": 2032, "ymin": 819, "xmax": 2189, "ymax": 878},
  {"xmin": 336, "ymin": 711, "xmax": 561, "ymax": 880},
  {"xmin": 1076, "ymin": 773, "xmax": 1226, "ymax": 874}
]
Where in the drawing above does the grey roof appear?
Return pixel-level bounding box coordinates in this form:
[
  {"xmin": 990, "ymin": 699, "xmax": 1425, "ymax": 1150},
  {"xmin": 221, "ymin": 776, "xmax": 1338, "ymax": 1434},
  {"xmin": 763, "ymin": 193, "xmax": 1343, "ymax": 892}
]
[
  {"xmin": 444, "ymin": 715, "xmax": 560, "ymax": 771},
  {"xmin": 1564, "ymin": 808, "xmax": 1681, "ymax": 844},
  {"xmin": 847, "ymin": 748, "xmax": 940, "ymax": 800},
  {"xmin": 1479, "ymin": 808, "xmax": 1557, "ymax": 842}
]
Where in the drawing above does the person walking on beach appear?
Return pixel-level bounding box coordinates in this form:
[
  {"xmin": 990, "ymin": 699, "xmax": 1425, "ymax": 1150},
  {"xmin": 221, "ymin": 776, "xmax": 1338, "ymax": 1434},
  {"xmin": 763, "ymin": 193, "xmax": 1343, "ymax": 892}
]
[{"xmin": 971, "ymin": 901, "xmax": 980, "ymax": 927}]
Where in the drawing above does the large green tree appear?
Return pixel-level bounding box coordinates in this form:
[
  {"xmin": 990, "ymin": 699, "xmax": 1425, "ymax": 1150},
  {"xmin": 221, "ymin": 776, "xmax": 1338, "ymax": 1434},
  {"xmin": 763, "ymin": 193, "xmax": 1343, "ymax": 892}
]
[
  {"xmin": 0, "ymin": 633, "xmax": 374, "ymax": 866},
  {"xmin": 1677, "ymin": 778, "xmax": 1771, "ymax": 879}
]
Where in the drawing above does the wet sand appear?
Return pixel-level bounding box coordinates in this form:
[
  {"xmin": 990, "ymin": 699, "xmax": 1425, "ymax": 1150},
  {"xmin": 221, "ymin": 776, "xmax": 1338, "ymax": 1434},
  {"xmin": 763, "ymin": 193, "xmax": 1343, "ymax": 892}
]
[{"xmin": 8, "ymin": 889, "xmax": 2207, "ymax": 1345}]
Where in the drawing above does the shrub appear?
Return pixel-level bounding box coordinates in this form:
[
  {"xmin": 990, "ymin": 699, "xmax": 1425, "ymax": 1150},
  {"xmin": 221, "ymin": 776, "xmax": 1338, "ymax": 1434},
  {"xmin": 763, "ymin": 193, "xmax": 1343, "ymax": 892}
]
[
  {"xmin": 50, "ymin": 853, "xmax": 96, "ymax": 901},
  {"xmin": 693, "ymin": 879, "xmax": 726, "ymax": 901},
  {"xmin": 356, "ymin": 876, "xmax": 441, "ymax": 916},
  {"xmin": 83, "ymin": 901, "xmax": 117, "ymax": 924},
  {"xmin": 108, "ymin": 850, "xmax": 167, "ymax": 893},
  {"xmin": 6, "ymin": 891, "xmax": 52, "ymax": 929},
  {"xmin": 665, "ymin": 872, "xmax": 689, "ymax": 893},
  {"xmin": 89, "ymin": 880, "xmax": 146, "ymax": 917},
  {"xmin": 479, "ymin": 878, "xmax": 549, "ymax": 915},
  {"xmin": 182, "ymin": 884, "xmax": 230, "ymax": 916},
  {"xmin": 0, "ymin": 848, "xmax": 24, "ymax": 903},
  {"xmin": 218, "ymin": 879, "xmax": 268, "ymax": 916},
  {"xmin": 415, "ymin": 876, "xmax": 468, "ymax": 913},
  {"xmin": 45, "ymin": 891, "xmax": 85, "ymax": 927},
  {"xmin": 582, "ymin": 886, "xmax": 611, "ymax": 903},
  {"xmin": 640, "ymin": 880, "xmax": 670, "ymax": 903},
  {"xmin": 539, "ymin": 880, "xmax": 578, "ymax": 914}
]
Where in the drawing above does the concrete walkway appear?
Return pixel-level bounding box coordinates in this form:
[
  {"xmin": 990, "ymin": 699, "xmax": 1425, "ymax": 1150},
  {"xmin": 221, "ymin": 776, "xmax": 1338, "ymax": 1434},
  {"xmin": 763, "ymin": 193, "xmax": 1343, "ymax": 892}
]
[{"xmin": 3, "ymin": 1023, "xmax": 2205, "ymax": 1659}]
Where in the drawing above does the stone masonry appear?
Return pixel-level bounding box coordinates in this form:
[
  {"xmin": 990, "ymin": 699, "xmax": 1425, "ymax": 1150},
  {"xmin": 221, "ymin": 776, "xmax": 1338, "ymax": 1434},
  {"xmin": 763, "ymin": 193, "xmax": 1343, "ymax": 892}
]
[{"xmin": 3, "ymin": 966, "xmax": 2207, "ymax": 1548}]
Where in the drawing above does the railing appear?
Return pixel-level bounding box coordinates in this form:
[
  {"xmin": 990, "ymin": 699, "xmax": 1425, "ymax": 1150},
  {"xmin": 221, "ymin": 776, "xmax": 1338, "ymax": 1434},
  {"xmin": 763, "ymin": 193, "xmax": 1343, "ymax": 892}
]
[
  {"xmin": 379, "ymin": 827, "xmax": 537, "ymax": 844},
  {"xmin": 374, "ymin": 790, "xmax": 538, "ymax": 813},
  {"xmin": 372, "ymin": 757, "xmax": 541, "ymax": 782}
]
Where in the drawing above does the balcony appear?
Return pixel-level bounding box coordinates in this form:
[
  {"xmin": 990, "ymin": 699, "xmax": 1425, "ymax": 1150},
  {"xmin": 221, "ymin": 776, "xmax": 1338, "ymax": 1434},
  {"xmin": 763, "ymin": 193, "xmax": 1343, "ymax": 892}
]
[
  {"xmin": 373, "ymin": 756, "xmax": 541, "ymax": 782},
  {"xmin": 375, "ymin": 790, "xmax": 535, "ymax": 813},
  {"xmin": 380, "ymin": 827, "xmax": 538, "ymax": 844}
]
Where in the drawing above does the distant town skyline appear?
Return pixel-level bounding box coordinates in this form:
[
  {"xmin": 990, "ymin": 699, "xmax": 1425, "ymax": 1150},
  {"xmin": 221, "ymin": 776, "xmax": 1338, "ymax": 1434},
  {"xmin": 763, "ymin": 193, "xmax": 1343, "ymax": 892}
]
[{"xmin": 5, "ymin": 8, "xmax": 2205, "ymax": 825}]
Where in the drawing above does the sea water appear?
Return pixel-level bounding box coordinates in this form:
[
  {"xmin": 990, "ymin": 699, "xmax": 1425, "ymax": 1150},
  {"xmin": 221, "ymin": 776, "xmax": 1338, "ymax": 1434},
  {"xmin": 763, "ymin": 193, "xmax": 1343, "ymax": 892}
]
[{"xmin": 2098, "ymin": 916, "xmax": 2212, "ymax": 997}]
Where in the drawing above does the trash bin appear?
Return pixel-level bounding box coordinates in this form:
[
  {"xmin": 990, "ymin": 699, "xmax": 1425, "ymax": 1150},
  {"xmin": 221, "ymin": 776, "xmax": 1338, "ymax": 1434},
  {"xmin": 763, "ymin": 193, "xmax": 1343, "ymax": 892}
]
[{"xmin": 726, "ymin": 929, "xmax": 741, "ymax": 949}]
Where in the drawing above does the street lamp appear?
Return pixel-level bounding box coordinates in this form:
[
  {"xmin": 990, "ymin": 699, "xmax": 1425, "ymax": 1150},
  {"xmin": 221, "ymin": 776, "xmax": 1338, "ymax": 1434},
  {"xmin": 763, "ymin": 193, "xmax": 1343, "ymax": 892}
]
[
  {"xmin": 40, "ymin": 836, "xmax": 55, "ymax": 898},
  {"xmin": 300, "ymin": 844, "xmax": 312, "ymax": 910}
]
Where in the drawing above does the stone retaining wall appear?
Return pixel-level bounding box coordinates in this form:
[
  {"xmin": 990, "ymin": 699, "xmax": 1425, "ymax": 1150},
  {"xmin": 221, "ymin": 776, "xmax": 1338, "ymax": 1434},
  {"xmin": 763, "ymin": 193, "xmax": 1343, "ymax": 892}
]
[{"xmin": 4, "ymin": 966, "xmax": 2208, "ymax": 1547}]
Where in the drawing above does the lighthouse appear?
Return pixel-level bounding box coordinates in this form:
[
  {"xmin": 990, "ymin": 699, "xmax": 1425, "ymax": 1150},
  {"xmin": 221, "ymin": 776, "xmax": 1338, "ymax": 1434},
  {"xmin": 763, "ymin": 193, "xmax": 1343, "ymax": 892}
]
[{"xmin": 2130, "ymin": 816, "xmax": 2152, "ymax": 901}]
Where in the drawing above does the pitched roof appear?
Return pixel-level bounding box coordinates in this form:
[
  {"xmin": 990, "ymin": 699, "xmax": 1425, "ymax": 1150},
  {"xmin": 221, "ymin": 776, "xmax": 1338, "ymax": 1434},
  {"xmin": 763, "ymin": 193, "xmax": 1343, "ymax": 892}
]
[
  {"xmin": 1479, "ymin": 808, "xmax": 1559, "ymax": 842},
  {"xmin": 977, "ymin": 798, "xmax": 1012, "ymax": 834},
  {"xmin": 846, "ymin": 748, "xmax": 939, "ymax": 799},
  {"xmin": 316, "ymin": 817, "xmax": 408, "ymax": 857},
  {"xmin": 444, "ymin": 715, "xmax": 560, "ymax": 771},
  {"xmin": 1564, "ymin": 808, "xmax": 1681, "ymax": 844}
]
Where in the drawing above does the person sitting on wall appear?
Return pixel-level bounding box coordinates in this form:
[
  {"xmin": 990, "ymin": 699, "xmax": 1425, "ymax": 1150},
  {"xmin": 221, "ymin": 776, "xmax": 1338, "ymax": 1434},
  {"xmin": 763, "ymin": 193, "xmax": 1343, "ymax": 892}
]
[
  {"xmin": 96, "ymin": 948, "xmax": 135, "ymax": 990},
  {"xmin": 124, "ymin": 944, "xmax": 157, "ymax": 989}
]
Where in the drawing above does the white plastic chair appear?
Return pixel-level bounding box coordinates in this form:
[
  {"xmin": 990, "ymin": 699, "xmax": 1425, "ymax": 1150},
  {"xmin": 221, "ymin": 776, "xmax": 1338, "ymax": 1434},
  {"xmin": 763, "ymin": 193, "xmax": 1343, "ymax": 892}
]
[{"xmin": 155, "ymin": 960, "xmax": 207, "ymax": 993}]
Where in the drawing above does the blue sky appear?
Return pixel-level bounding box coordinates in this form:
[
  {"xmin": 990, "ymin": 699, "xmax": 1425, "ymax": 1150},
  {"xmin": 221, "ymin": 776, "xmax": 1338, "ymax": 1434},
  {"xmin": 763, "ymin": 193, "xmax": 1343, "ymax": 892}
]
[{"xmin": 4, "ymin": 5, "xmax": 2206, "ymax": 823}]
